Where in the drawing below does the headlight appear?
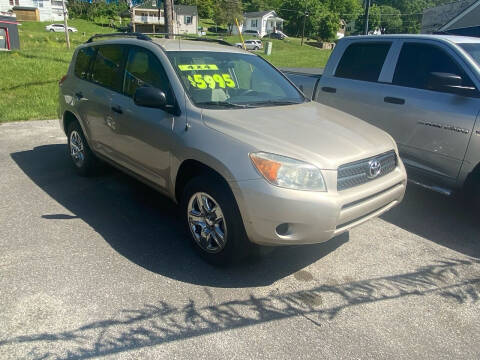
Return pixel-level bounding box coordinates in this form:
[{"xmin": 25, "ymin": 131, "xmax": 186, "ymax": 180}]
[{"xmin": 249, "ymin": 152, "xmax": 326, "ymax": 191}]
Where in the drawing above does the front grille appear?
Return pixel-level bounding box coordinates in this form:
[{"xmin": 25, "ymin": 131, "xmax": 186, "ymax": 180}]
[{"xmin": 337, "ymin": 151, "xmax": 397, "ymax": 191}]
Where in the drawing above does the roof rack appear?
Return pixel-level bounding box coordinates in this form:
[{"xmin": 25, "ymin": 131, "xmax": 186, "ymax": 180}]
[
  {"xmin": 85, "ymin": 32, "xmax": 233, "ymax": 47},
  {"xmin": 86, "ymin": 32, "xmax": 152, "ymax": 43},
  {"xmin": 143, "ymin": 33, "xmax": 233, "ymax": 47}
]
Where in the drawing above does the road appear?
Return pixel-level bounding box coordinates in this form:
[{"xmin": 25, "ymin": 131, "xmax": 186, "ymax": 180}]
[{"xmin": 0, "ymin": 120, "xmax": 479, "ymax": 359}]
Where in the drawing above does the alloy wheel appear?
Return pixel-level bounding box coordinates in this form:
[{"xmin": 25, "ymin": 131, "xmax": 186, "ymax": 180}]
[
  {"xmin": 187, "ymin": 192, "xmax": 227, "ymax": 253},
  {"xmin": 69, "ymin": 130, "xmax": 85, "ymax": 168}
]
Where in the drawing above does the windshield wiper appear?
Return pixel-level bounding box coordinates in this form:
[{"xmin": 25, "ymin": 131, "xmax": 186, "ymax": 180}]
[
  {"xmin": 246, "ymin": 100, "xmax": 304, "ymax": 107},
  {"xmin": 195, "ymin": 101, "xmax": 252, "ymax": 109}
]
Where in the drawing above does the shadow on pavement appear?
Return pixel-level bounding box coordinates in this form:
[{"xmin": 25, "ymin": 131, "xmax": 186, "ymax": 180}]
[
  {"xmin": 11, "ymin": 144, "xmax": 348, "ymax": 288},
  {"xmin": 381, "ymin": 183, "xmax": 480, "ymax": 258},
  {"xmin": 1, "ymin": 258, "xmax": 478, "ymax": 359}
]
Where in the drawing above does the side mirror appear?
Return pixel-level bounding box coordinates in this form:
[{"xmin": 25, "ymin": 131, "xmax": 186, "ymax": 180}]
[
  {"xmin": 427, "ymin": 72, "xmax": 478, "ymax": 97},
  {"xmin": 428, "ymin": 72, "xmax": 462, "ymax": 91},
  {"xmin": 134, "ymin": 86, "xmax": 167, "ymax": 108}
]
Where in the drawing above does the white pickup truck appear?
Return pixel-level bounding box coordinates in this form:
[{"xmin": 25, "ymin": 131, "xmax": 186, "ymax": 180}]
[{"xmin": 285, "ymin": 34, "xmax": 480, "ymax": 204}]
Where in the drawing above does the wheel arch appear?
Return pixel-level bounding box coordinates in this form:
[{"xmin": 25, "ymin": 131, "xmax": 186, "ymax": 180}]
[{"xmin": 174, "ymin": 159, "xmax": 233, "ymax": 204}]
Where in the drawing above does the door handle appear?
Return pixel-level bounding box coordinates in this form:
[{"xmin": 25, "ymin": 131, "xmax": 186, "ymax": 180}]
[
  {"xmin": 111, "ymin": 105, "xmax": 123, "ymax": 114},
  {"xmin": 321, "ymin": 86, "xmax": 337, "ymax": 93},
  {"xmin": 384, "ymin": 96, "xmax": 405, "ymax": 105},
  {"xmin": 75, "ymin": 92, "xmax": 84, "ymax": 99}
]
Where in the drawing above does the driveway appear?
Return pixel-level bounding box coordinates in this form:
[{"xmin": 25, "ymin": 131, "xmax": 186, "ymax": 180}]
[{"xmin": 0, "ymin": 120, "xmax": 479, "ymax": 359}]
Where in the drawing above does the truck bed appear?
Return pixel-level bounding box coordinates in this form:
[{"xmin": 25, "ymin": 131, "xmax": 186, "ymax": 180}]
[{"xmin": 280, "ymin": 68, "xmax": 323, "ymax": 99}]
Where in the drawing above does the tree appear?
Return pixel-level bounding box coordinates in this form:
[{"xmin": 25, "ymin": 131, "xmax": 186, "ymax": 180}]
[
  {"xmin": 317, "ymin": 10, "xmax": 340, "ymax": 41},
  {"xmin": 213, "ymin": 0, "xmax": 243, "ymax": 35}
]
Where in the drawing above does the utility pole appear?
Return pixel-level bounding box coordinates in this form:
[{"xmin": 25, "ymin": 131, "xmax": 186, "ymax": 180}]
[
  {"xmin": 300, "ymin": 11, "xmax": 308, "ymax": 46},
  {"xmin": 62, "ymin": 0, "xmax": 70, "ymax": 49},
  {"xmin": 363, "ymin": 0, "xmax": 371, "ymax": 35},
  {"xmin": 164, "ymin": 0, "xmax": 174, "ymax": 38}
]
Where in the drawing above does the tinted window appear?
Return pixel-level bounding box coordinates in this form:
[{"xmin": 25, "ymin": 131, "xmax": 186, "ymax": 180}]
[
  {"xmin": 393, "ymin": 43, "xmax": 475, "ymax": 92},
  {"xmin": 91, "ymin": 45, "xmax": 126, "ymax": 92},
  {"xmin": 460, "ymin": 43, "xmax": 480, "ymax": 67},
  {"xmin": 123, "ymin": 47, "xmax": 173, "ymax": 103},
  {"xmin": 74, "ymin": 47, "xmax": 96, "ymax": 80},
  {"xmin": 335, "ymin": 42, "xmax": 391, "ymax": 82}
]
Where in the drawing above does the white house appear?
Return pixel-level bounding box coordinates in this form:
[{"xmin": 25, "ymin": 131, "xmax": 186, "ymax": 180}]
[
  {"xmin": 132, "ymin": 1, "xmax": 198, "ymax": 35},
  {"xmin": 232, "ymin": 10, "xmax": 284, "ymax": 37},
  {"xmin": 0, "ymin": 0, "xmax": 65, "ymax": 21}
]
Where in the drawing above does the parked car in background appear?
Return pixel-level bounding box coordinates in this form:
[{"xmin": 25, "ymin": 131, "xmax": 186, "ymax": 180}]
[
  {"xmin": 242, "ymin": 29, "xmax": 261, "ymax": 38},
  {"xmin": 58, "ymin": 34, "xmax": 406, "ymax": 265},
  {"xmin": 46, "ymin": 24, "xmax": 78, "ymax": 32},
  {"xmin": 267, "ymin": 31, "xmax": 287, "ymax": 40},
  {"xmin": 235, "ymin": 39, "xmax": 263, "ymax": 50},
  {"xmin": 285, "ymin": 35, "xmax": 480, "ymax": 205}
]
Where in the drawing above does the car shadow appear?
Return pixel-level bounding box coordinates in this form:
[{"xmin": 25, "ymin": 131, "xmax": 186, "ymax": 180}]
[
  {"xmin": 10, "ymin": 144, "xmax": 349, "ymax": 288},
  {"xmin": 381, "ymin": 183, "xmax": 480, "ymax": 258}
]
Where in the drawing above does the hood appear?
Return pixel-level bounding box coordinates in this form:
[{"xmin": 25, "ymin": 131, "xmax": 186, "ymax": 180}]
[{"xmin": 202, "ymin": 101, "xmax": 396, "ymax": 170}]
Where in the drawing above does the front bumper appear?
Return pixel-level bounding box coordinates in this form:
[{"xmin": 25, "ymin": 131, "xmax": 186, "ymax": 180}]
[{"xmin": 230, "ymin": 165, "xmax": 406, "ymax": 246}]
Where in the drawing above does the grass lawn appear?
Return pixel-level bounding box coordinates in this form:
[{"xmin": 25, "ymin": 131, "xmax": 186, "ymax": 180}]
[
  {"xmin": 0, "ymin": 20, "xmax": 330, "ymax": 122},
  {"xmin": 0, "ymin": 20, "xmax": 114, "ymax": 122}
]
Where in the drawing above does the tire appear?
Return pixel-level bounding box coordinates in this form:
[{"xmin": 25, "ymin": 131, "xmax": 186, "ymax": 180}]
[
  {"xmin": 67, "ymin": 121, "xmax": 98, "ymax": 176},
  {"xmin": 181, "ymin": 175, "xmax": 251, "ymax": 266},
  {"xmin": 50, "ymin": 29, "xmax": 55, "ymax": 32},
  {"xmin": 254, "ymin": 46, "xmax": 259, "ymax": 50},
  {"xmin": 68, "ymin": 29, "xmax": 73, "ymax": 32},
  {"xmin": 463, "ymin": 172, "xmax": 480, "ymax": 211}
]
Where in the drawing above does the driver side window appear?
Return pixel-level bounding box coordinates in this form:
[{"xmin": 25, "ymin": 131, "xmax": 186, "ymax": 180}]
[
  {"xmin": 393, "ymin": 43, "xmax": 475, "ymax": 93},
  {"xmin": 123, "ymin": 47, "xmax": 172, "ymax": 102}
]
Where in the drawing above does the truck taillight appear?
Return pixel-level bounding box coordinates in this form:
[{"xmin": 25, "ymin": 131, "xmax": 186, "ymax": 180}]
[{"xmin": 59, "ymin": 75, "xmax": 67, "ymax": 86}]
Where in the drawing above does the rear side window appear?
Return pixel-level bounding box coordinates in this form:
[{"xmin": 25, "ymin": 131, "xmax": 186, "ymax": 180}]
[
  {"xmin": 393, "ymin": 43, "xmax": 475, "ymax": 91},
  {"xmin": 335, "ymin": 42, "xmax": 392, "ymax": 82},
  {"xmin": 74, "ymin": 47, "xmax": 96, "ymax": 80},
  {"xmin": 91, "ymin": 45, "xmax": 126, "ymax": 92}
]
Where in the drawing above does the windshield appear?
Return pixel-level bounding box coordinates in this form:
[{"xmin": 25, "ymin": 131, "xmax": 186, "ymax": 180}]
[
  {"xmin": 167, "ymin": 51, "xmax": 305, "ymax": 109},
  {"xmin": 460, "ymin": 43, "xmax": 480, "ymax": 66}
]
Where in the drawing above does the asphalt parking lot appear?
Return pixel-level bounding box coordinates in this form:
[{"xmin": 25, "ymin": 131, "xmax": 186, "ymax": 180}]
[{"xmin": 1, "ymin": 120, "xmax": 479, "ymax": 359}]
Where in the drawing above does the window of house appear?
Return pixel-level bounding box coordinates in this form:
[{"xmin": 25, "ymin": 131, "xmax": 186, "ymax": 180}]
[
  {"xmin": 123, "ymin": 47, "xmax": 173, "ymax": 103},
  {"xmin": 15, "ymin": 0, "xmax": 19, "ymax": 5},
  {"xmin": 91, "ymin": 45, "xmax": 126, "ymax": 92},
  {"xmin": 184, "ymin": 16, "xmax": 192, "ymax": 25},
  {"xmin": 335, "ymin": 42, "xmax": 392, "ymax": 82},
  {"xmin": 74, "ymin": 46, "xmax": 96, "ymax": 80},
  {"xmin": 9, "ymin": 0, "xmax": 13, "ymax": 6},
  {"xmin": 393, "ymin": 42, "xmax": 476, "ymax": 93},
  {"xmin": 251, "ymin": 19, "xmax": 258, "ymax": 28}
]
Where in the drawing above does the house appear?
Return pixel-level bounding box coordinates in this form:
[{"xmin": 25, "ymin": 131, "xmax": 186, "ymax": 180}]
[
  {"xmin": 232, "ymin": 10, "xmax": 284, "ymax": 38},
  {"xmin": 132, "ymin": 1, "xmax": 198, "ymax": 35},
  {"xmin": 0, "ymin": 11, "xmax": 20, "ymax": 50},
  {"xmin": 0, "ymin": 0, "xmax": 65, "ymax": 21},
  {"xmin": 421, "ymin": 0, "xmax": 480, "ymax": 37}
]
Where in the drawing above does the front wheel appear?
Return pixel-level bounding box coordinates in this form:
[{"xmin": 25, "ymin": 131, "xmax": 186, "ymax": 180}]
[
  {"xmin": 181, "ymin": 175, "xmax": 250, "ymax": 265},
  {"xmin": 463, "ymin": 172, "xmax": 480, "ymax": 211},
  {"xmin": 50, "ymin": 29, "xmax": 55, "ymax": 32}
]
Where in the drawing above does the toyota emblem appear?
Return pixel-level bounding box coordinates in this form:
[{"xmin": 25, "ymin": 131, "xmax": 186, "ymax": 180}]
[{"xmin": 367, "ymin": 159, "xmax": 382, "ymax": 179}]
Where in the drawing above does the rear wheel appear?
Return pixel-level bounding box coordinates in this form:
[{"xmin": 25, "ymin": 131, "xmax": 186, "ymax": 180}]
[
  {"xmin": 67, "ymin": 121, "xmax": 97, "ymax": 176},
  {"xmin": 254, "ymin": 46, "xmax": 259, "ymax": 50},
  {"xmin": 50, "ymin": 29, "xmax": 55, "ymax": 32},
  {"xmin": 181, "ymin": 175, "xmax": 250, "ymax": 265}
]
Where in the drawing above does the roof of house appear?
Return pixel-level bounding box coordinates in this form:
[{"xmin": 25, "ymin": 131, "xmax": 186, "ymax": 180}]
[
  {"xmin": 422, "ymin": 0, "xmax": 479, "ymax": 33},
  {"xmin": 12, "ymin": 6, "xmax": 38, "ymax": 11},
  {"xmin": 244, "ymin": 10, "xmax": 276, "ymax": 18}
]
